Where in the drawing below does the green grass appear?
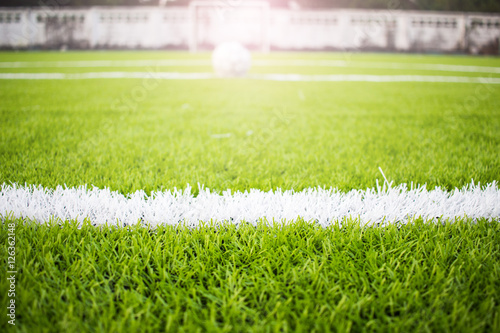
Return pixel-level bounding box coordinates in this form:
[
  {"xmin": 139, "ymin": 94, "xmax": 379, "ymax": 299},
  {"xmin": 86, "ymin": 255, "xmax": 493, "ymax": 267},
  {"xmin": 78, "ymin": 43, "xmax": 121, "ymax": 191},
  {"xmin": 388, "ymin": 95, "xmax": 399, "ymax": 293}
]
[
  {"xmin": 1, "ymin": 217, "xmax": 499, "ymax": 332},
  {"xmin": 0, "ymin": 52, "xmax": 499, "ymax": 194},
  {"xmin": 0, "ymin": 51, "xmax": 499, "ymax": 332},
  {"xmin": 1, "ymin": 50, "xmax": 500, "ymax": 67},
  {"xmin": 2, "ymin": 51, "xmax": 500, "ymax": 78}
]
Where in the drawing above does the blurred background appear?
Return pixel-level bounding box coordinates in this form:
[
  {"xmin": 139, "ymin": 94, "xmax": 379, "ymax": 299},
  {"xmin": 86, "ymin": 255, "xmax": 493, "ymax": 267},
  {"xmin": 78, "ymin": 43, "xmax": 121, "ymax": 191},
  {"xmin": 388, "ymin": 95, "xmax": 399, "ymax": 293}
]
[{"xmin": 0, "ymin": 0, "xmax": 499, "ymax": 54}]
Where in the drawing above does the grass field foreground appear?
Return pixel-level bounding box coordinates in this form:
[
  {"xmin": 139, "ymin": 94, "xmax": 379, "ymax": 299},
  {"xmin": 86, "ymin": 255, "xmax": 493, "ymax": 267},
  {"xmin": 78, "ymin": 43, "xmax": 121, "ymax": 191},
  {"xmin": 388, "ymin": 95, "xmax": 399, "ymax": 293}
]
[
  {"xmin": 1, "ymin": 218, "xmax": 500, "ymax": 332},
  {"xmin": 0, "ymin": 51, "xmax": 500, "ymax": 332}
]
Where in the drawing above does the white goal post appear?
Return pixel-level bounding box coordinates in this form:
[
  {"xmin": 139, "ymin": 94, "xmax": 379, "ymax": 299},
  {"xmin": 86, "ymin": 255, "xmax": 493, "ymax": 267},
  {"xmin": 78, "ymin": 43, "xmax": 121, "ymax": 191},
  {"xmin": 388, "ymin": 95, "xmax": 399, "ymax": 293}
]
[{"xmin": 189, "ymin": 0, "xmax": 270, "ymax": 52}]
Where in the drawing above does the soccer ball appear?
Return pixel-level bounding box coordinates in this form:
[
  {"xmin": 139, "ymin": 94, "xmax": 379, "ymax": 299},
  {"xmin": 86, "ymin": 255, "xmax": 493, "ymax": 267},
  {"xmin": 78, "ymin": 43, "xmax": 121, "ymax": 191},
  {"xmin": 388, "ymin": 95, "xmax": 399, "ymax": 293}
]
[{"xmin": 212, "ymin": 42, "xmax": 252, "ymax": 78}]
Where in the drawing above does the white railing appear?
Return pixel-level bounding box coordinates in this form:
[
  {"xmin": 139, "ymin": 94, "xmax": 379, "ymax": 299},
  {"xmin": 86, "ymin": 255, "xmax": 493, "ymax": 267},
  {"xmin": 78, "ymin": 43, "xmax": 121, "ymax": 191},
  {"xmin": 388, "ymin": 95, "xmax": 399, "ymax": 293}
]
[{"xmin": 0, "ymin": 7, "xmax": 498, "ymax": 54}]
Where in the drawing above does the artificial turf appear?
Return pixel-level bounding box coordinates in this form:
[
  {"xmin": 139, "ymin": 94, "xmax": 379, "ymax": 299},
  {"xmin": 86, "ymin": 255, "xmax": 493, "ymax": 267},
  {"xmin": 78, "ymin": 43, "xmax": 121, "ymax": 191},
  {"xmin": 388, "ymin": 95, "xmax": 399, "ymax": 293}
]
[
  {"xmin": 0, "ymin": 51, "xmax": 499, "ymax": 331},
  {"xmin": 0, "ymin": 52, "xmax": 499, "ymax": 194},
  {"xmin": 1, "ymin": 217, "xmax": 499, "ymax": 332}
]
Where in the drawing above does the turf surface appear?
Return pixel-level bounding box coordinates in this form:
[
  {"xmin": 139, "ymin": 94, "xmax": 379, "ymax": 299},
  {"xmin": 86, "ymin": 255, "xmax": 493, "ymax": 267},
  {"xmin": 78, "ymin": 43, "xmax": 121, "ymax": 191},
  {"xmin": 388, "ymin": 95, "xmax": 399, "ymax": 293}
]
[
  {"xmin": 1, "ymin": 217, "xmax": 499, "ymax": 332},
  {"xmin": 0, "ymin": 52, "xmax": 499, "ymax": 194},
  {"xmin": 0, "ymin": 51, "xmax": 499, "ymax": 332}
]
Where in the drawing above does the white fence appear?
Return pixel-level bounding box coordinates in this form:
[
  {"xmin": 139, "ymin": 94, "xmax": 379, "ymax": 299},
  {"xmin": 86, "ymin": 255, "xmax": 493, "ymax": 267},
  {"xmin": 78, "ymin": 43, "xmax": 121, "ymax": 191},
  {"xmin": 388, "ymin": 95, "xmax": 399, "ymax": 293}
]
[{"xmin": 0, "ymin": 6, "xmax": 499, "ymax": 54}]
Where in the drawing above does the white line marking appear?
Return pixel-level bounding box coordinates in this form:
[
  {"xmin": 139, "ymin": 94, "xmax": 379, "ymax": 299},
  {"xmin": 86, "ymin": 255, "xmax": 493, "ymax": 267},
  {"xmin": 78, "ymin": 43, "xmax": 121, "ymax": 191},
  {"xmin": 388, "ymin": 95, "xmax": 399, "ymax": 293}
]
[
  {"xmin": 254, "ymin": 60, "xmax": 500, "ymax": 74},
  {"xmin": 1, "ymin": 59, "xmax": 499, "ymax": 74},
  {"xmin": 1, "ymin": 72, "xmax": 499, "ymax": 83},
  {"xmin": 1, "ymin": 182, "xmax": 499, "ymax": 226},
  {"xmin": 0, "ymin": 72, "xmax": 214, "ymax": 80},
  {"xmin": 248, "ymin": 74, "xmax": 500, "ymax": 83},
  {"xmin": 0, "ymin": 60, "xmax": 210, "ymax": 68}
]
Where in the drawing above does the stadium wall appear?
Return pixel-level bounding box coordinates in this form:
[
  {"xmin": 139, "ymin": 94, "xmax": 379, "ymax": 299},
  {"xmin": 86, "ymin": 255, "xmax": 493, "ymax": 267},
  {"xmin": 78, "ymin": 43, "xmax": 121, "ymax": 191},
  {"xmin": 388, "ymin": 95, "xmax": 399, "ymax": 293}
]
[{"xmin": 0, "ymin": 6, "xmax": 499, "ymax": 54}]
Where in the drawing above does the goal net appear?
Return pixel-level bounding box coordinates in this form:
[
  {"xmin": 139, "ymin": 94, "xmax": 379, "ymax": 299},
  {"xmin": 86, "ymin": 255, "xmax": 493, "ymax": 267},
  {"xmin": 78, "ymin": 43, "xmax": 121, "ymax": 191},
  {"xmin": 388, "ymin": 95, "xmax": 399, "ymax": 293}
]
[{"xmin": 189, "ymin": 1, "xmax": 270, "ymax": 52}]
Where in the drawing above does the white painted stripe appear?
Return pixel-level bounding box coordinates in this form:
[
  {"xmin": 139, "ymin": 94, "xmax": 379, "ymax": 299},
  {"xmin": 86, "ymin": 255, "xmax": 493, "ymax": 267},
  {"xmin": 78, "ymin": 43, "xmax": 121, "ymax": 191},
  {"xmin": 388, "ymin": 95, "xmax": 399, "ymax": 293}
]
[
  {"xmin": 1, "ymin": 182, "xmax": 498, "ymax": 226},
  {"xmin": 0, "ymin": 72, "xmax": 214, "ymax": 80},
  {"xmin": 254, "ymin": 60, "xmax": 500, "ymax": 74},
  {"xmin": 364, "ymin": 62, "xmax": 500, "ymax": 74},
  {"xmin": 1, "ymin": 72, "xmax": 499, "ymax": 83},
  {"xmin": 0, "ymin": 60, "xmax": 210, "ymax": 68},
  {"xmin": 0, "ymin": 73, "xmax": 68, "ymax": 79},
  {"xmin": 248, "ymin": 73, "xmax": 500, "ymax": 83},
  {"xmin": 1, "ymin": 59, "xmax": 499, "ymax": 74}
]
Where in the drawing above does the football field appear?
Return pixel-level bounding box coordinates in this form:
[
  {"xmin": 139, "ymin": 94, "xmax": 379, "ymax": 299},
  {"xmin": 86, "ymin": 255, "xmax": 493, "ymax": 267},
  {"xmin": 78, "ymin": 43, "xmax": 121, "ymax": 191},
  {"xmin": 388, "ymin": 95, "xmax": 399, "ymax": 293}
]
[{"xmin": 1, "ymin": 51, "xmax": 500, "ymax": 331}]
